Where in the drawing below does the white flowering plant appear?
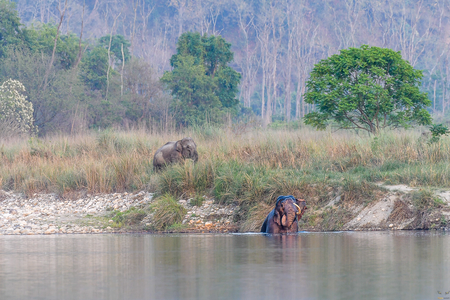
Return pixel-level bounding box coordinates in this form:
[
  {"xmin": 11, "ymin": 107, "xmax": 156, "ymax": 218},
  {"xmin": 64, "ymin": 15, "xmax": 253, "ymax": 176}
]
[{"xmin": 0, "ymin": 79, "xmax": 35, "ymax": 137}]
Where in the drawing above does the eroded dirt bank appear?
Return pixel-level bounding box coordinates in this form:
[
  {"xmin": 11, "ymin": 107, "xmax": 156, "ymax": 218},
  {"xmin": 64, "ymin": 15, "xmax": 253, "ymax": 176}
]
[
  {"xmin": 0, "ymin": 184, "xmax": 449, "ymax": 235},
  {"xmin": 298, "ymin": 184, "xmax": 450, "ymax": 232}
]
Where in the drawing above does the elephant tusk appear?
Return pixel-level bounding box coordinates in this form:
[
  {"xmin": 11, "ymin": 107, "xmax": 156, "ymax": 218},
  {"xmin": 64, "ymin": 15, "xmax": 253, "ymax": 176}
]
[{"xmin": 293, "ymin": 203, "xmax": 302, "ymax": 215}]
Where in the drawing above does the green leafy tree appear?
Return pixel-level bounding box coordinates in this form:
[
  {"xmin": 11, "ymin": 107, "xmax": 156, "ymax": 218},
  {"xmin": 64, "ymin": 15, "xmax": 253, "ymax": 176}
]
[
  {"xmin": 162, "ymin": 32, "xmax": 241, "ymax": 125},
  {"xmin": 0, "ymin": 0, "xmax": 33, "ymax": 57},
  {"xmin": 80, "ymin": 47, "xmax": 110, "ymax": 92},
  {"xmin": 30, "ymin": 23, "xmax": 80, "ymax": 69},
  {"xmin": 163, "ymin": 55, "xmax": 221, "ymax": 125},
  {"xmin": 79, "ymin": 46, "xmax": 125, "ymax": 129},
  {"xmin": 304, "ymin": 45, "xmax": 432, "ymax": 134},
  {"xmin": 99, "ymin": 34, "xmax": 131, "ymax": 64}
]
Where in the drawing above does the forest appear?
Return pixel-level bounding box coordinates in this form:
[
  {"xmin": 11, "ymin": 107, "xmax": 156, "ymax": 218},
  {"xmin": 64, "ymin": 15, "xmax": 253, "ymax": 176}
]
[{"xmin": 2, "ymin": 0, "xmax": 450, "ymax": 136}]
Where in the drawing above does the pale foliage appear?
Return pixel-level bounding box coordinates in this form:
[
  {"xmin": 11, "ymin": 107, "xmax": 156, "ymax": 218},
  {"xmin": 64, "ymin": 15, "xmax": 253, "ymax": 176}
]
[{"xmin": 0, "ymin": 79, "xmax": 35, "ymax": 137}]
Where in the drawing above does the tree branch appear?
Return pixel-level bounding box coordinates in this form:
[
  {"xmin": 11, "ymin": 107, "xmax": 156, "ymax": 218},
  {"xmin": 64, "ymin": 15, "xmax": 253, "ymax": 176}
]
[{"xmin": 42, "ymin": 0, "xmax": 68, "ymax": 92}]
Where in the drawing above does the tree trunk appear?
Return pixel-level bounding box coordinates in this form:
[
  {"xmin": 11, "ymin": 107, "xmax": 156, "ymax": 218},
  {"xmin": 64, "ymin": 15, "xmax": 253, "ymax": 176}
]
[
  {"xmin": 42, "ymin": 0, "xmax": 68, "ymax": 92},
  {"xmin": 178, "ymin": 4, "xmax": 184, "ymax": 37},
  {"xmin": 261, "ymin": 54, "xmax": 266, "ymax": 119},
  {"xmin": 433, "ymin": 79, "xmax": 436, "ymax": 113},
  {"xmin": 295, "ymin": 81, "xmax": 302, "ymax": 119}
]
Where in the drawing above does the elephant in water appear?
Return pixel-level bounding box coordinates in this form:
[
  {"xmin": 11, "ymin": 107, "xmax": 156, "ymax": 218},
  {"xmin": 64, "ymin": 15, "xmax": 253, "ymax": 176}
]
[
  {"xmin": 153, "ymin": 137, "xmax": 198, "ymax": 170},
  {"xmin": 261, "ymin": 195, "xmax": 307, "ymax": 234}
]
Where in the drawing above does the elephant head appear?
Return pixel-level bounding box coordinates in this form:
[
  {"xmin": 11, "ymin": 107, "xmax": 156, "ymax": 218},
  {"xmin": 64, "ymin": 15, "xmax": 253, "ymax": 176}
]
[
  {"xmin": 176, "ymin": 137, "xmax": 198, "ymax": 162},
  {"xmin": 273, "ymin": 196, "xmax": 307, "ymax": 229}
]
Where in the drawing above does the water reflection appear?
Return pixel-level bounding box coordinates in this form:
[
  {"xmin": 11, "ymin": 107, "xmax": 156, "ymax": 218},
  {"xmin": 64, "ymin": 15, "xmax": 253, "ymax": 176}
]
[{"xmin": 0, "ymin": 232, "xmax": 449, "ymax": 300}]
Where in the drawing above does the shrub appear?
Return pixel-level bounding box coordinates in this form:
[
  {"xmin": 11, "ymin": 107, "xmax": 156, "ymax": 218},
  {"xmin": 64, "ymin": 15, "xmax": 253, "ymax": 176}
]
[
  {"xmin": 0, "ymin": 79, "xmax": 34, "ymax": 137},
  {"xmin": 150, "ymin": 194, "xmax": 187, "ymax": 231},
  {"xmin": 428, "ymin": 124, "xmax": 449, "ymax": 144},
  {"xmin": 410, "ymin": 189, "xmax": 444, "ymax": 210}
]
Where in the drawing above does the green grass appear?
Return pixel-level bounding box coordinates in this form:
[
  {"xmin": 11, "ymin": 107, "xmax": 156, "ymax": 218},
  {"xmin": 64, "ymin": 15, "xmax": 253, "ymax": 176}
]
[
  {"xmin": 166, "ymin": 222, "xmax": 189, "ymax": 232},
  {"xmin": 190, "ymin": 195, "xmax": 204, "ymax": 207},
  {"xmin": 107, "ymin": 207, "xmax": 147, "ymax": 228}
]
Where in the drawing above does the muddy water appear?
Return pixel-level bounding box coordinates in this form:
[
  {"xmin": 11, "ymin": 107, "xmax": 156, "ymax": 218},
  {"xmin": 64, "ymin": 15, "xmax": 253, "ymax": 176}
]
[{"xmin": 0, "ymin": 231, "xmax": 449, "ymax": 300}]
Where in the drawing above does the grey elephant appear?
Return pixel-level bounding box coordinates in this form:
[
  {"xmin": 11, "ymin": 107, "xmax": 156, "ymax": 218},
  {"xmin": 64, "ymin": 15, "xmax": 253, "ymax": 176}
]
[
  {"xmin": 153, "ymin": 137, "xmax": 198, "ymax": 170},
  {"xmin": 261, "ymin": 195, "xmax": 307, "ymax": 234}
]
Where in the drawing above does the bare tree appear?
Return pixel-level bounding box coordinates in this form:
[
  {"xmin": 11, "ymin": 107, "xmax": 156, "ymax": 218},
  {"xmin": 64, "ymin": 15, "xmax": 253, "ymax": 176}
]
[
  {"xmin": 265, "ymin": 0, "xmax": 284, "ymax": 126},
  {"xmin": 169, "ymin": 0, "xmax": 191, "ymax": 37},
  {"xmin": 234, "ymin": 0, "xmax": 259, "ymax": 108},
  {"xmin": 73, "ymin": 1, "xmax": 86, "ymax": 70},
  {"xmin": 105, "ymin": 2, "xmax": 124, "ymax": 100},
  {"xmin": 282, "ymin": 0, "xmax": 295, "ymax": 121},
  {"xmin": 396, "ymin": 0, "xmax": 432, "ymax": 67},
  {"xmin": 292, "ymin": 3, "xmax": 319, "ymax": 119},
  {"xmin": 42, "ymin": 0, "xmax": 68, "ymax": 92},
  {"xmin": 255, "ymin": 6, "xmax": 271, "ymax": 120}
]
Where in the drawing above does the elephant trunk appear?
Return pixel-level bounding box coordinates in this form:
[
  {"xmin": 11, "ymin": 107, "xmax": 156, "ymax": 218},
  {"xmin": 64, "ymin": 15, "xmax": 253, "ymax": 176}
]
[
  {"xmin": 193, "ymin": 150, "xmax": 198, "ymax": 162},
  {"xmin": 282, "ymin": 209, "xmax": 296, "ymax": 228}
]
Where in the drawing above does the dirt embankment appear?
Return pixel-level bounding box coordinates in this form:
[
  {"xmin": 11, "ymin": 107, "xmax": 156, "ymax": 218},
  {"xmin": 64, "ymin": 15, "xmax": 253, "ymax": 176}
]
[
  {"xmin": 299, "ymin": 184, "xmax": 450, "ymax": 232},
  {"xmin": 0, "ymin": 184, "xmax": 449, "ymax": 235}
]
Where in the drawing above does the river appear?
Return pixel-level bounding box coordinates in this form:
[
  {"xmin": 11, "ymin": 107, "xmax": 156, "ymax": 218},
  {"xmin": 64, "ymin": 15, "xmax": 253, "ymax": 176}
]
[{"xmin": 0, "ymin": 231, "xmax": 449, "ymax": 300}]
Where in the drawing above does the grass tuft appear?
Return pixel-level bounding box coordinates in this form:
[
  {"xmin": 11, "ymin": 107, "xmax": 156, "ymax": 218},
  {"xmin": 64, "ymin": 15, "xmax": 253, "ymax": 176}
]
[
  {"xmin": 150, "ymin": 194, "xmax": 187, "ymax": 231},
  {"xmin": 190, "ymin": 195, "xmax": 204, "ymax": 207},
  {"xmin": 108, "ymin": 207, "xmax": 147, "ymax": 228}
]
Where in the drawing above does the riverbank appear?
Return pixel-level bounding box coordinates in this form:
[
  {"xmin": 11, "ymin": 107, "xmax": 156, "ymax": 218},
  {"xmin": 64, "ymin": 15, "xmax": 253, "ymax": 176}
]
[
  {"xmin": 2, "ymin": 128, "xmax": 450, "ymax": 234},
  {"xmin": 0, "ymin": 190, "xmax": 238, "ymax": 235},
  {"xmin": 1, "ymin": 183, "xmax": 449, "ymax": 235}
]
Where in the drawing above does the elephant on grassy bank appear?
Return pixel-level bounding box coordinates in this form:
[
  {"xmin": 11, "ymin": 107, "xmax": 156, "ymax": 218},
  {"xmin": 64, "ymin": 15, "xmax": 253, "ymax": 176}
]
[
  {"xmin": 261, "ymin": 195, "xmax": 307, "ymax": 234},
  {"xmin": 153, "ymin": 137, "xmax": 198, "ymax": 170}
]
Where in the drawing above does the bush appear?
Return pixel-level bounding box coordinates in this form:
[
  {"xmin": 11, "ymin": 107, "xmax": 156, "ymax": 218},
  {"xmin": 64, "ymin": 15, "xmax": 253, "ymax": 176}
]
[
  {"xmin": 428, "ymin": 124, "xmax": 449, "ymax": 144},
  {"xmin": 150, "ymin": 194, "xmax": 187, "ymax": 231},
  {"xmin": 410, "ymin": 189, "xmax": 444, "ymax": 210}
]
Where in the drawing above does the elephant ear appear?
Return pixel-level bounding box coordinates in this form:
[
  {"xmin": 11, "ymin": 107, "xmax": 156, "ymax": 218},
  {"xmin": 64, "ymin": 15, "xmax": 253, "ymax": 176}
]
[
  {"xmin": 175, "ymin": 140, "xmax": 182, "ymax": 153},
  {"xmin": 273, "ymin": 197, "xmax": 284, "ymax": 226},
  {"xmin": 273, "ymin": 210, "xmax": 281, "ymax": 226},
  {"xmin": 296, "ymin": 198, "xmax": 307, "ymax": 214}
]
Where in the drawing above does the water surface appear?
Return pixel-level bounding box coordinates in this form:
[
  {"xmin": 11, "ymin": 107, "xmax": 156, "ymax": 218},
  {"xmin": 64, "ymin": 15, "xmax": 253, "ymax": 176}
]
[{"xmin": 1, "ymin": 231, "xmax": 449, "ymax": 300}]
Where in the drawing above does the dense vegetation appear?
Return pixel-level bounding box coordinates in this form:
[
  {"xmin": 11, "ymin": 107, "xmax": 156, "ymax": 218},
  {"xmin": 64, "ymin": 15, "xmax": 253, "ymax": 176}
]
[
  {"xmin": 0, "ymin": 1, "xmax": 246, "ymax": 136},
  {"xmin": 0, "ymin": 0, "xmax": 170, "ymax": 135}
]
